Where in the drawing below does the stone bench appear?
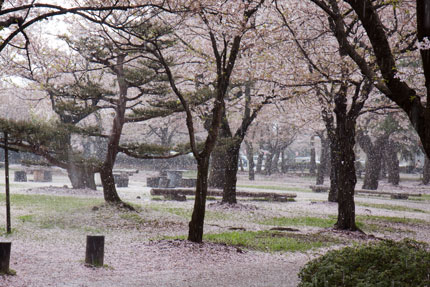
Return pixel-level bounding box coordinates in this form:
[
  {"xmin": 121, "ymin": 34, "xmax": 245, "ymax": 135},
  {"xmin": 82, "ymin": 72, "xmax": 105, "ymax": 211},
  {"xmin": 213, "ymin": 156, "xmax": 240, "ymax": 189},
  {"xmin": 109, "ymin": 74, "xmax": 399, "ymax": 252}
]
[
  {"xmin": 113, "ymin": 174, "xmax": 129, "ymax": 188},
  {"xmin": 150, "ymin": 188, "xmax": 296, "ymax": 202},
  {"xmin": 309, "ymin": 185, "xmax": 421, "ymax": 199},
  {"xmin": 309, "ymin": 185, "xmax": 329, "ymax": 192},
  {"xmin": 33, "ymin": 170, "xmax": 52, "ymax": 182},
  {"xmin": 146, "ymin": 176, "xmax": 196, "ymax": 188},
  {"xmin": 14, "ymin": 170, "xmax": 27, "ymax": 182}
]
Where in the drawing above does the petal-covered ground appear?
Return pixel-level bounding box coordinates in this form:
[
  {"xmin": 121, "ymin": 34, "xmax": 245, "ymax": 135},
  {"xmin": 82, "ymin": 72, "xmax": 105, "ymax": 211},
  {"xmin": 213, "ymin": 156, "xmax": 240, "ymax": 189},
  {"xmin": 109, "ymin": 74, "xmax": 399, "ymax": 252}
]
[{"xmin": 0, "ymin": 168, "xmax": 429, "ymax": 286}]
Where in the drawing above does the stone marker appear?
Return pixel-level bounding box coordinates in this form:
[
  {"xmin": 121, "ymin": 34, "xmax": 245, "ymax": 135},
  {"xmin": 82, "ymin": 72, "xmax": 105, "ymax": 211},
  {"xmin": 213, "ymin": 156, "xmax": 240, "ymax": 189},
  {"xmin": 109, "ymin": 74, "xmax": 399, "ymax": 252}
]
[
  {"xmin": 0, "ymin": 242, "xmax": 11, "ymax": 274},
  {"xmin": 85, "ymin": 235, "xmax": 104, "ymax": 267}
]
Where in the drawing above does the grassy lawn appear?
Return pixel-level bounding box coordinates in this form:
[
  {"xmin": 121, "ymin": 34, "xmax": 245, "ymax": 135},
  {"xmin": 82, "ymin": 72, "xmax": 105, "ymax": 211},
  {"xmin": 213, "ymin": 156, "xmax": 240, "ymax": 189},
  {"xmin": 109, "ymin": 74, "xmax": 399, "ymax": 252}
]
[
  {"xmin": 260, "ymin": 216, "xmax": 336, "ymax": 228},
  {"xmin": 237, "ymin": 184, "xmax": 311, "ymax": 193},
  {"xmin": 203, "ymin": 231, "xmax": 339, "ymax": 252},
  {"xmin": 356, "ymin": 202, "xmax": 428, "ymax": 213}
]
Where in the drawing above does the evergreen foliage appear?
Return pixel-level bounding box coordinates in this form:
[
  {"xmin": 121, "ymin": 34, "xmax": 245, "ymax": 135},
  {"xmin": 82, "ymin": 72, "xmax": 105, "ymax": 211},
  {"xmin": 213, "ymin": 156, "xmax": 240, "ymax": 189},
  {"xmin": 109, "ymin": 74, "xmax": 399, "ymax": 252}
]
[{"xmin": 299, "ymin": 239, "xmax": 430, "ymax": 287}]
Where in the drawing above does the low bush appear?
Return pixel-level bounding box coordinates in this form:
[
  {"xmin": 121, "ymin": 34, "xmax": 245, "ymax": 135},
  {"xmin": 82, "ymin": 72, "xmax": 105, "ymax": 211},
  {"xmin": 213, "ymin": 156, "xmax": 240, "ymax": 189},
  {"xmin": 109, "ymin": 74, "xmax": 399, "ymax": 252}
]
[{"xmin": 299, "ymin": 239, "xmax": 430, "ymax": 287}]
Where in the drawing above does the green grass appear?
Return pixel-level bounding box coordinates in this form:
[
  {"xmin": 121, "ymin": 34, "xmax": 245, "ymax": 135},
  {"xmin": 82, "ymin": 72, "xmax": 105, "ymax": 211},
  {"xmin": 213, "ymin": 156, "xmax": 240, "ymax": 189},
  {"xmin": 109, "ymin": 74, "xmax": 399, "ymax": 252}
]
[
  {"xmin": 202, "ymin": 231, "xmax": 336, "ymax": 252},
  {"xmin": 357, "ymin": 215, "xmax": 428, "ymax": 225},
  {"xmin": 260, "ymin": 216, "xmax": 336, "ymax": 228},
  {"xmin": 149, "ymin": 204, "xmax": 237, "ymax": 221},
  {"xmin": 356, "ymin": 202, "xmax": 427, "ymax": 213},
  {"xmin": 0, "ymin": 194, "xmax": 103, "ymax": 212},
  {"xmin": 259, "ymin": 215, "xmax": 423, "ymax": 234},
  {"xmin": 237, "ymin": 184, "xmax": 311, "ymax": 193},
  {"xmin": 409, "ymin": 194, "xmax": 430, "ymax": 201},
  {"xmin": 0, "ymin": 183, "xmax": 28, "ymax": 189},
  {"xmin": 150, "ymin": 205, "xmax": 192, "ymax": 219},
  {"xmin": 17, "ymin": 214, "xmax": 34, "ymax": 223}
]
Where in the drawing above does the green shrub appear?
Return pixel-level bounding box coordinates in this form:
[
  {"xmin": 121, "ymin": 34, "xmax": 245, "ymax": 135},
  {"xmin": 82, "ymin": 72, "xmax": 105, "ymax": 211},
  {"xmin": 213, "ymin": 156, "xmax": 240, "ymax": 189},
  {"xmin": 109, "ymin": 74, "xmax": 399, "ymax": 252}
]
[{"xmin": 299, "ymin": 239, "xmax": 430, "ymax": 287}]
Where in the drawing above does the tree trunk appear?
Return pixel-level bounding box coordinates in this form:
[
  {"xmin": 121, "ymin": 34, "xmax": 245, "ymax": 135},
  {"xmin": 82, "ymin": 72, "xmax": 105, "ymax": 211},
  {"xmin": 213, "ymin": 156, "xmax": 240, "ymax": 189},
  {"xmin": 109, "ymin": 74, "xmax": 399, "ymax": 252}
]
[
  {"xmin": 385, "ymin": 140, "xmax": 399, "ymax": 185},
  {"xmin": 316, "ymin": 135, "xmax": 330, "ymax": 185},
  {"xmin": 359, "ymin": 135, "xmax": 386, "ymax": 190},
  {"xmin": 67, "ymin": 163, "xmax": 96, "ymax": 190},
  {"xmin": 309, "ymin": 135, "xmax": 317, "ymax": 176},
  {"xmin": 328, "ymin": 136, "xmax": 339, "ymax": 202},
  {"xmin": 270, "ymin": 149, "xmax": 280, "ymax": 174},
  {"xmin": 423, "ymin": 156, "xmax": 430, "ymax": 185},
  {"xmin": 239, "ymin": 157, "xmax": 244, "ymax": 172},
  {"xmin": 256, "ymin": 151, "xmax": 264, "ymax": 174},
  {"xmin": 222, "ymin": 145, "xmax": 240, "ymax": 204},
  {"xmin": 208, "ymin": 146, "xmax": 226, "ymax": 189},
  {"xmin": 333, "ymin": 94, "xmax": 358, "ymax": 231},
  {"xmin": 188, "ymin": 156, "xmax": 210, "ymax": 243},
  {"xmin": 245, "ymin": 141, "xmax": 255, "ymax": 180},
  {"xmin": 264, "ymin": 151, "xmax": 273, "ymax": 176},
  {"xmin": 335, "ymin": 133, "xmax": 357, "ymax": 230},
  {"xmin": 100, "ymin": 164, "xmax": 122, "ymax": 203}
]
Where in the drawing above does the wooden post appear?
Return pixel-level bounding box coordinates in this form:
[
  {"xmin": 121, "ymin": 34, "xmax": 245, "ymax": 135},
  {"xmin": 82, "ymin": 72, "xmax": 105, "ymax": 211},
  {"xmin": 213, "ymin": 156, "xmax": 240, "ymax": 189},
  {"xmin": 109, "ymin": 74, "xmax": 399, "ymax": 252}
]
[
  {"xmin": 0, "ymin": 242, "xmax": 11, "ymax": 274},
  {"xmin": 85, "ymin": 235, "xmax": 104, "ymax": 267},
  {"xmin": 4, "ymin": 132, "xmax": 11, "ymax": 234}
]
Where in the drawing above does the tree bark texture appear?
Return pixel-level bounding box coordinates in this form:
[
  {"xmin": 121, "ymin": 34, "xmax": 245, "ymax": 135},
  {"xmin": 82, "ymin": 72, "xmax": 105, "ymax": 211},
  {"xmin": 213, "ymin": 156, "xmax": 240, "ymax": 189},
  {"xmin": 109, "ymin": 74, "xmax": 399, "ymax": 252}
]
[
  {"xmin": 385, "ymin": 140, "xmax": 399, "ymax": 185},
  {"xmin": 67, "ymin": 163, "xmax": 96, "ymax": 190},
  {"xmin": 264, "ymin": 150, "xmax": 273, "ymax": 175},
  {"xmin": 328, "ymin": 136, "xmax": 339, "ymax": 203},
  {"xmin": 309, "ymin": 135, "xmax": 317, "ymax": 176},
  {"xmin": 245, "ymin": 141, "xmax": 255, "ymax": 180},
  {"xmin": 423, "ymin": 155, "xmax": 430, "ymax": 185},
  {"xmin": 188, "ymin": 157, "xmax": 210, "ymax": 243},
  {"xmin": 256, "ymin": 150, "xmax": 264, "ymax": 174},
  {"xmin": 207, "ymin": 146, "xmax": 226, "ymax": 189},
  {"xmin": 222, "ymin": 144, "xmax": 240, "ymax": 204},
  {"xmin": 358, "ymin": 134, "xmax": 386, "ymax": 190},
  {"xmin": 333, "ymin": 92, "xmax": 358, "ymax": 231},
  {"xmin": 98, "ymin": 55, "xmax": 128, "ymax": 204}
]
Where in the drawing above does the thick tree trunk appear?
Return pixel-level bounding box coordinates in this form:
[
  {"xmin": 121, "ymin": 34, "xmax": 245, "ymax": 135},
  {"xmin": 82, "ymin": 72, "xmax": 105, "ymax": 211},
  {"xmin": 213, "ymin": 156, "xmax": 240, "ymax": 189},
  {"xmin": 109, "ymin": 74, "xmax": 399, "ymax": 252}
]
[
  {"xmin": 245, "ymin": 141, "xmax": 255, "ymax": 180},
  {"xmin": 335, "ymin": 134, "xmax": 357, "ymax": 230},
  {"xmin": 188, "ymin": 156, "xmax": 210, "ymax": 243},
  {"xmin": 264, "ymin": 152, "xmax": 273, "ymax": 175},
  {"xmin": 270, "ymin": 149, "xmax": 280, "ymax": 174},
  {"xmin": 333, "ymin": 94, "xmax": 358, "ymax": 231},
  {"xmin": 316, "ymin": 135, "xmax": 330, "ymax": 185},
  {"xmin": 222, "ymin": 145, "xmax": 240, "ymax": 204},
  {"xmin": 256, "ymin": 150, "xmax": 264, "ymax": 174},
  {"xmin": 423, "ymin": 156, "xmax": 430, "ymax": 185},
  {"xmin": 67, "ymin": 163, "xmax": 96, "ymax": 190},
  {"xmin": 208, "ymin": 146, "xmax": 226, "ymax": 189},
  {"xmin": 359, "ymin": 135, "xmax": 386, "ymax": 190},
  {"xmin": 385, "ymin": 140, "xmax": 399, "ymax": 185}
]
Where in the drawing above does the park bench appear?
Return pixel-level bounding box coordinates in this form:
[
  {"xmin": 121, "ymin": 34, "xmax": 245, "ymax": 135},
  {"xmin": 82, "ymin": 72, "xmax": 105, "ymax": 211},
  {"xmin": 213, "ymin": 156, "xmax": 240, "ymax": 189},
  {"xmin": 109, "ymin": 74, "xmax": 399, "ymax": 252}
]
[
  {"xmin": 309, "ymin": 185, "xmax": 422, "ymax": 199},
  {"xmin": 146, "ymin": 170, "xmax": 197, "ymax": 188},
  {"xmin": 23, "ymin": 167, "xmax": 53, "ymax": 182},
  {"xmin": 150, "ymin": 188, "xmax": 297, "ymax": 202},
  {"xmin": 112, "ymin": 169, "xmax": 139, "ymax": 187},
  {"xmin": 14, "ymin": 170, "xmax": 27, "ymax": 182}
]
